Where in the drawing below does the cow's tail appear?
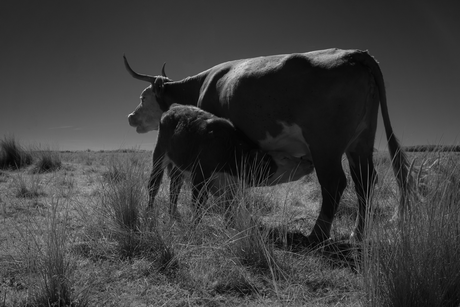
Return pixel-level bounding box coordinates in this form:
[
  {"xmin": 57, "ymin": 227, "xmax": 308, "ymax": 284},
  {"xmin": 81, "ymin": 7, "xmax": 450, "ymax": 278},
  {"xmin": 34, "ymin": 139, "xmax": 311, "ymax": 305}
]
[{"xmin": 357, "ymin": 51, "xmax": 413, "ymax": 217}]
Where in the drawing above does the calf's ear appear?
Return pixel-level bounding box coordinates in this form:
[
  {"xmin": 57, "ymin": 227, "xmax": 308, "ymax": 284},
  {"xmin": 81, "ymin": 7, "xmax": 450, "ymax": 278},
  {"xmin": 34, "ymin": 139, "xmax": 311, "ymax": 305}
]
[
  {"xmin": 204, "ymin": 118, "xmax": 235, "ymax": 143},
  {"xmin": 205, "ymin": 118, "xmax": 226, "ymax": 133}
]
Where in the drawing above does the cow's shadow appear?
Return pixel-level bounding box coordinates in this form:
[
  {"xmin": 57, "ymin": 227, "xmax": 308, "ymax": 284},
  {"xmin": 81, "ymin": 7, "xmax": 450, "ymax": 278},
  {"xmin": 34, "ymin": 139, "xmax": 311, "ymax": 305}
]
[{"xmin": 264, "ymin": 227, "xmax": 360, "ymax": 272}]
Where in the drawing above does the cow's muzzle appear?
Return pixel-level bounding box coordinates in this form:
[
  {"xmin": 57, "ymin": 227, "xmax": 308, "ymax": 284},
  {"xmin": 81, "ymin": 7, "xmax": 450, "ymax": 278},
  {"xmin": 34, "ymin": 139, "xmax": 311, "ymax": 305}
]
[{"xmin": 128, "ymin": 113, "xmax": 138, "ymax": 127}]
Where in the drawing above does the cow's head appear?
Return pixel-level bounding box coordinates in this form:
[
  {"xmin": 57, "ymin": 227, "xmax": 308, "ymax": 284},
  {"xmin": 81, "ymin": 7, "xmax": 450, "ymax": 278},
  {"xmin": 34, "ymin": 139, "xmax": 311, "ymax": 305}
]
[{"xmin": 124, "ymin": 55, "xmax": 171, "ymax": 133}]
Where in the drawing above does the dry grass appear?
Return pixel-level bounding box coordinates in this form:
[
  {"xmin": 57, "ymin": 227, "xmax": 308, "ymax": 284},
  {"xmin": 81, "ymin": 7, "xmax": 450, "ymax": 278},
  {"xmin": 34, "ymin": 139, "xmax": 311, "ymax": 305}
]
[
  {"xmin": 363, "ymin": 150, "xmax": 460, "ymax": 307},
  {"xmin": 12, "ymin": 173, "xmax": 45, "ymax": 199},
  {"xmin": 2, "ymin": 138, "xmax": 459, "ymax": 306}
]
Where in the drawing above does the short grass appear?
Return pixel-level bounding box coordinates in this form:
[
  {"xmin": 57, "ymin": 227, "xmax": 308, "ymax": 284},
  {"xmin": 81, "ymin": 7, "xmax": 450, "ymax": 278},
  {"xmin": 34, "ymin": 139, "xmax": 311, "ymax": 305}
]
[{"xmin": 1, "ymin": 139, "xmax": 459, "ymax": 306}]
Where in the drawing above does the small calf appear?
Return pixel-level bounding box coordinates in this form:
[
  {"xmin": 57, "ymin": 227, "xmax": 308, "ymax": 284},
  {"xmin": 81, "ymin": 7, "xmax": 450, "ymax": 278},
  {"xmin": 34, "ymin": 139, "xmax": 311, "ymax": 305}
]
[{"xmin": 148, "ymin": 104, "xmax": 277, "ymax": 224}]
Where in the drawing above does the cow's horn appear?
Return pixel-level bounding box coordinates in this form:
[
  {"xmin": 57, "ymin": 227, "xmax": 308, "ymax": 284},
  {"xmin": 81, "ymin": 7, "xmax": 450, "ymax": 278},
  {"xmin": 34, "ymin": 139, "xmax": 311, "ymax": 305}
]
[
  {"xmin": 161, "ymin": 63, "xmax": 167, "ymax": 78},
  {"xmin": 123, "ymin": 55, "xmax": 156, "ymax": 83}
]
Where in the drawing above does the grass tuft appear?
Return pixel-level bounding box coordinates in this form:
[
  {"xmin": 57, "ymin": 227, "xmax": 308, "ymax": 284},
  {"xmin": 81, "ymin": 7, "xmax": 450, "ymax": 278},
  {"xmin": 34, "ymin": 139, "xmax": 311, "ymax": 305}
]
[
  {"xmin": 95, "ymin": 155, "xmax": 178, "ymax": 266},
  {"xmin": 101, "ymin": 159, "xmax": 127, "ymax": 183},
  {"xmin": 227, "ymin": 192, "xmax": 286, "ymax": 283},
  {"xmin": 211, "ymin": 266, "xmax": 260, "ymax": 296},
  {"xmin": 32, "ymin": 150, "xmax": 62, "ymax": 173},
  {"xmin": 13, "ymin": 173, "xmax": 45, "ymax": 198},
  {"xmin": 0, "ymin": 136, "xmax": 33, "ymax": 170},
  {"xmin": 364, "ymin": 150, "xmax": 460, "ymax": 306},
  {"xmin": 12, "ymin": 200, "xmax": 87, "ymax": 306},
  {"xmin": 33, "ymin": 201, "xmax": 85, "ymax": 306}
]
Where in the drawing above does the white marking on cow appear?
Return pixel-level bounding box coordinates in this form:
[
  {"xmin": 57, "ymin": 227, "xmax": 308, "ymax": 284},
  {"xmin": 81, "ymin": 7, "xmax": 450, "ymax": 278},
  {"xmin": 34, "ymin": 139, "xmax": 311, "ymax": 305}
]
[
  {"xmin": 265, "ymin": 151, "xmax": 315, "ymax": 185},
  {"xmin": 258, "ymin": 122, "xmax": 310, "ymax": 158},
  {"xmin": 257, "ymin": 122, "xmax": 315, "ymax": 184}
]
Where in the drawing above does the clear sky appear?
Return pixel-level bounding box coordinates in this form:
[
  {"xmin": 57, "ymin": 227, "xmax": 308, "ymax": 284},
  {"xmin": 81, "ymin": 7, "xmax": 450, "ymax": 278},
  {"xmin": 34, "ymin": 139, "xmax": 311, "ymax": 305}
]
[{"xmin": 1, "ymin": 0, "xmax": 459, "ymax": 151}]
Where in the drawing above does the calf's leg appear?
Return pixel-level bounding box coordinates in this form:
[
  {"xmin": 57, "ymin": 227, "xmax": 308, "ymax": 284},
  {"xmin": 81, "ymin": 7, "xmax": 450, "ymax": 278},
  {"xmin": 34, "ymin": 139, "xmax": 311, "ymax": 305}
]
[
  {"xmin": 167, "ymin": 163, "xmax": 184, "ymax": 220},
  {"xmin": 190, "ymin": 173, "xmax": 209, "ymax": 225},
  {"xmin": 148, "ymin": 148, "xmax": 166, "ymax": 209}
]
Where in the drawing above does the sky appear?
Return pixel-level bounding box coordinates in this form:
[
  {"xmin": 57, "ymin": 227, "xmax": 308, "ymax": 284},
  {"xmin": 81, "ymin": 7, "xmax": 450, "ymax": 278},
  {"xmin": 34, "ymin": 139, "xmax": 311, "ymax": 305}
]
[{"xmin": 1, "ymin": 0, "xmax": 459, "ymax": 151}]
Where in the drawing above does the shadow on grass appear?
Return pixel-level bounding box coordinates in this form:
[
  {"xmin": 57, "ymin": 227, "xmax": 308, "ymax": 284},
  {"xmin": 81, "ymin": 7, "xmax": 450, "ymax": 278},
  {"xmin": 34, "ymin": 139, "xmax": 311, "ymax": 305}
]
[{"xmin": 263, "ymin": 226, "xmax": 359, "ymax": 272}]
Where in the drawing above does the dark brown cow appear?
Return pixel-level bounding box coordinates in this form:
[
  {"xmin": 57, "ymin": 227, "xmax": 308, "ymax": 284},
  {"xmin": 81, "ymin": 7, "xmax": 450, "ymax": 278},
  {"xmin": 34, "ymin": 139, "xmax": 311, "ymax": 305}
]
[{"xmin": 124, "ymin": 48, "xmax": 411, "ymax": 243}]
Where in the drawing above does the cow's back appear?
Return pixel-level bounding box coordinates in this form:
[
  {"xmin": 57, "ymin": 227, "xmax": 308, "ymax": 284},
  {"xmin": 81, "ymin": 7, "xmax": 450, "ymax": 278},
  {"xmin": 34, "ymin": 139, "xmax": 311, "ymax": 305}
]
[{"xmin": 197, "ymin": 49, "xmax": 372, "ymax": 150}]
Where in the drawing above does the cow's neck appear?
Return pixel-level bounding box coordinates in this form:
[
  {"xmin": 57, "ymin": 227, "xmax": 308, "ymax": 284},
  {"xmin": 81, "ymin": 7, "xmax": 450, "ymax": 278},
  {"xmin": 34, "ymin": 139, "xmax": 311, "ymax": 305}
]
[{"xmin": 163, "ymin": 74, "xmax": 206, "ymax": 108}]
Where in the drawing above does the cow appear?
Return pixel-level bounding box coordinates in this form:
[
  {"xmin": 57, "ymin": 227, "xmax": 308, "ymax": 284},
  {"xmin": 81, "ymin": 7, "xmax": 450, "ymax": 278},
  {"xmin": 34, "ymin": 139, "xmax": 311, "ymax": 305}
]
[
  {"xmin": 124, "ymin": 48, "xmax": 411, "ymax": 244},
  {"xmin": 147, "ymin": 104, "xmax": 310, "ymax": 225}
]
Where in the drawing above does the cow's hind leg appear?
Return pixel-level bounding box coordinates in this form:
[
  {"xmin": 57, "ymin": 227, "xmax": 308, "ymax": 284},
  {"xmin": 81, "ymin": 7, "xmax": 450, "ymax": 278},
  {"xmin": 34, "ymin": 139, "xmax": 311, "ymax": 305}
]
[
  {"xmin": 346, "ymin": 151, "xmax": 377, "ymax": 241},
  {"xmin": 309, "ymin": 155, "xmax": 347, "ymax": 243},
  {"xmin": 167, "ymin": 163, "xmax": 184, "ymax": 221}
]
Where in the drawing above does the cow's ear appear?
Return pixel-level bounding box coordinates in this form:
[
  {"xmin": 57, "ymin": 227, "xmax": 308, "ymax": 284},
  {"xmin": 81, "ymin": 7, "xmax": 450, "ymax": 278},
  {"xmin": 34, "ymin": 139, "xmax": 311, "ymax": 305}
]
[{"xmin": 153, "ymin": 77, "xmax": 165, "ymax": 96}]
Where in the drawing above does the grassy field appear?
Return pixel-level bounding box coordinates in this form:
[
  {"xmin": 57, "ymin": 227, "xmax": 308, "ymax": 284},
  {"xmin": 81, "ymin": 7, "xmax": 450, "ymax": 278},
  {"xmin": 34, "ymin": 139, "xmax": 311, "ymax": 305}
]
[{"xmin": 1, "ymin": 137, "xmax": 459, "ymax": 306}]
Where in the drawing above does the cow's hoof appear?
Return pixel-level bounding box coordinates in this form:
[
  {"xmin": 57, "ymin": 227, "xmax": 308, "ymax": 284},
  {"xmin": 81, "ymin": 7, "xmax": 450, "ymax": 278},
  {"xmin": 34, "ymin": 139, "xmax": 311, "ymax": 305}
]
[{"xmin": 285, "ymin": 232, "xmax": 331, "ymax": 251}]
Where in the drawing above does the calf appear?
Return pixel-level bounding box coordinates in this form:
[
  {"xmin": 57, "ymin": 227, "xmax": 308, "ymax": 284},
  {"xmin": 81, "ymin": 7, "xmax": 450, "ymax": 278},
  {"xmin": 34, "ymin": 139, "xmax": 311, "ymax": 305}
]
[{"xmin": 148, "ymin": 104, "xmax": 277, "ymax": 224}]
